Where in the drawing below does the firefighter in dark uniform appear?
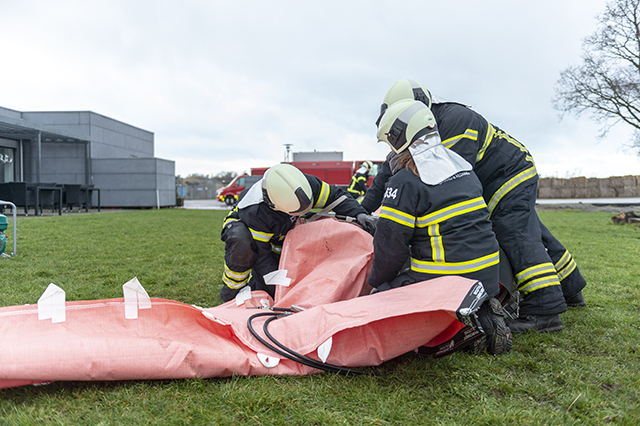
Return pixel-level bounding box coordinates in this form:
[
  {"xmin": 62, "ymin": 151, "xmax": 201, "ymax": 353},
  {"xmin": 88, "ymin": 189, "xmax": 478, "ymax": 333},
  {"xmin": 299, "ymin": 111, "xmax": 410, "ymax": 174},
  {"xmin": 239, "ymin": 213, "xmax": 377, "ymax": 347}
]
[
  {"xmin": 347, "ymin": 161, "xmax": 373, "ymax": 199},
  {"xmin": 364, "ymin": 79, "xmax": 587, "ymax": 333},
  {"xmin": 370, "ymin": 99, "xmax": 512, "ymax": 355},
  {"xmin": 220, "ymin": 163, "xmax": 376, "ymax": 302}
]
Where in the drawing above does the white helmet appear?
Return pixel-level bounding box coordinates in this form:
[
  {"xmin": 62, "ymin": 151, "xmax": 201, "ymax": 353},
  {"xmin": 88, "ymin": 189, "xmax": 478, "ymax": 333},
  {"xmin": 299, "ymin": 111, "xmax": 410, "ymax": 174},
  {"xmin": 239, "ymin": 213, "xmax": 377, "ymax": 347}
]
[
  {"xmin": 375, "ymin": 79, "xmax": 431, "ymax": 126},
  {"xmin": 261, "ymin": 164, "xmax": 313, "ymax": 215},
  {"xmin": 377, "ymin": 99, "xmax": 437, "ymax": 153},
  {"xmin": 361, "ymin": 160, "xmax": 373, "ymax": 171}
]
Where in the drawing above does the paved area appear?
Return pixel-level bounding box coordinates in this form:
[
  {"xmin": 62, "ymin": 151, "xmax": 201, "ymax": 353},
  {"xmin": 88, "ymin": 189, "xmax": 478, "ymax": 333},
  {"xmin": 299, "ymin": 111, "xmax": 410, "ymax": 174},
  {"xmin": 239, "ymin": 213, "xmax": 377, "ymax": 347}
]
[{"xmin": 183, "ymin": 199, "xmax": 231, "ymax": 210}]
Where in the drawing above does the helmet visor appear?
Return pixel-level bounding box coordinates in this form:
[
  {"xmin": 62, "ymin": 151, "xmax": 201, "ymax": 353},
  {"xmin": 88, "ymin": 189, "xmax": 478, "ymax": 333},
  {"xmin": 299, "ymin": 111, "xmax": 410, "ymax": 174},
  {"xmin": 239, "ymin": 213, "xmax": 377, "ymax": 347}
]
[{"xmin": 290, "ymin": 187, "xmax": 312, "ymax": 215}]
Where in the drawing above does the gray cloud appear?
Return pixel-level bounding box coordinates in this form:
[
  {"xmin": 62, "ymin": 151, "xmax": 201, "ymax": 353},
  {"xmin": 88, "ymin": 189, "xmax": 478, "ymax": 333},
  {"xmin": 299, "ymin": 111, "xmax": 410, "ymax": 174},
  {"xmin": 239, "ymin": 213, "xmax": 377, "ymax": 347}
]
[{"xmin": 1, "ymin": 0, "xmax": 637, "ymax": 177}]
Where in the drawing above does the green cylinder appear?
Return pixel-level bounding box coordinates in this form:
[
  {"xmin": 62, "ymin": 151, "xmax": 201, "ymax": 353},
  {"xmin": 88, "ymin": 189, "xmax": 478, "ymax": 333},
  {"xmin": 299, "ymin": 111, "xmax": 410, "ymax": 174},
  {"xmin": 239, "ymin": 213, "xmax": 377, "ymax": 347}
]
[{"xmin": 0, "ymin": 214, "xmax": 7, "ymax": 231}]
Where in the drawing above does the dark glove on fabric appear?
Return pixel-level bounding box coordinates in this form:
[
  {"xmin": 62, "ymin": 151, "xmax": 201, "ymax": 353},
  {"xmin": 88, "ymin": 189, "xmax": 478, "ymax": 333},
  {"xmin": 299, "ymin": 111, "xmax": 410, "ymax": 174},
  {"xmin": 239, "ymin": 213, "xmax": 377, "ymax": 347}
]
[
  {"xmin": 356, "ymin": 213, "xmax": 377, "ymax": 235},
  {"xmin": 370, "ymin": 281, "xmax": 394, "ymax": 294},
  {"xmin": 219, "ymin": 285, "xmax": 242, "ymax": 303}
]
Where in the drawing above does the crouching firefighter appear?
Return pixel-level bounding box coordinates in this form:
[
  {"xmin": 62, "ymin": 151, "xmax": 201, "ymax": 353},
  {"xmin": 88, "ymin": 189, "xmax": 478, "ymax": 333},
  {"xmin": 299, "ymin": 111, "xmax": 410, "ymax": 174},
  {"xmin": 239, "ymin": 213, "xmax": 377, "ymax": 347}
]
[
  {"xmin": 369, "ymin": 99, "xmax": 512, "ymax": 355},
  {"xmin": 220, "ymin": 163, "xmax": 377, "ymax": 302}
]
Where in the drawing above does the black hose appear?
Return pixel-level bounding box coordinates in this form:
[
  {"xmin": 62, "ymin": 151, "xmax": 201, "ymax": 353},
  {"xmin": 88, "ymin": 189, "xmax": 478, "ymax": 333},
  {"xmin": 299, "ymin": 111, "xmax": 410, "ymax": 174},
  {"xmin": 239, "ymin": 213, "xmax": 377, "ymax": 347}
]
[{"xmin": 247, "ymin": 311, "xmax": 369, "ymax": 375}]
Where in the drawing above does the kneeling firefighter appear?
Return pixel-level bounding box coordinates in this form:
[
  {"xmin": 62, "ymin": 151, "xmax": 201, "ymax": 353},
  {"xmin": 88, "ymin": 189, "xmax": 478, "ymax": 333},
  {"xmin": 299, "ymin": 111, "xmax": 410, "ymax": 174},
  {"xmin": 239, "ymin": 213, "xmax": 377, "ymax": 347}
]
[
  {"xmin": 220, "ymin": 163, "xmax": 377, "ymax": 302},
  {"xmin": 369, "ymin": 99, "xmax": 512, "ymax": 355}
]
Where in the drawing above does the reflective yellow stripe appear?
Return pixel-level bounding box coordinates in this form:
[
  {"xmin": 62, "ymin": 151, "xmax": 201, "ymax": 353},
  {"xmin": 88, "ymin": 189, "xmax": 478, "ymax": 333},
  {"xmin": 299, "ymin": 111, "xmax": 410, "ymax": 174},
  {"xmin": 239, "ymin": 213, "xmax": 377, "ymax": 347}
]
[
  {"xmin": 515, "ymin": 262, "xmax": 561, "ymax": 294},
  {"xmin": 557, "ymin": 259, "xmax": 577, "ymax": 281},
  {"xmin": 476, "ymin": 123, "xmax": 495, "ymax": 163},
  {"xmin": 554, "ymin": 250, "xmax": 571, "ymax": 271},
  {"xmin": 428, "ymin": 223, "xmax": 444, "ymax": 262},
  {"xmin": 499, "ymin": 129, "xmax": 531, "ymax": 154},
  {"xmin": 411, "ymin": 251, "xmax": 499, "ymax": 274},
  {"xmin": 515, "ymin": 263, "xmax": 556, "ymax": 284},
  {"xmin": 518, "ymin": 275, "xmax": 561, "ymax": 294},
  {"xmin": 555, "ymin": 250, "xmax": 577, "ymax": 281},
  {"xmin": 271, "ymin": 243, "xmax": 282, "ymax": 254},
  {"xmin": 222, "ymin": 217, "xmax": 240, "ymax": 228},
  {"xmin": 416, "ymin": 197, "xmax": 487, "ymax": 226},
  {"xmin": 313, "ymin": 182, "xmax": 330, "ymax": 208},
  {"xmin": 441, "ymin": 128, "xmax": 478, "ymax": 149},
  {"xmin": 380, "ymin": 206, "xmax": 415, "ymax": 228},
  {"xmin": 222, "ymin": 264, "xmax": 251, "ymax": 289},
  {"xmin": 224, "ymin": 264, "xmax": 250, "ymax": 280},
  {"xmin": 249, "ymin": 227, "xmax": 273, "ymax": 243},
  {"xmin": 348, "ymin": 176, "xmax": 367, "ymax": 195},
  {"xmin": 487, "ymin": 166, "xmax": 538, "ymax": 215},
  {"xmin": 223, "ymin": 207, "xmax": 240, "ymax": 227}
]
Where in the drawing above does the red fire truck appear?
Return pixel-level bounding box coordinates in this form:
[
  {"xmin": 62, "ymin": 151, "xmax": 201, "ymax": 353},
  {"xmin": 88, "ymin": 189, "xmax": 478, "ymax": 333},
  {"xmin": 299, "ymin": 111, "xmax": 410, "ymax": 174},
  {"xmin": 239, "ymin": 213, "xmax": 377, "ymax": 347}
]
[{"xmin": 216, "ymin": 160, "xmax": 382, "ymax": 206}]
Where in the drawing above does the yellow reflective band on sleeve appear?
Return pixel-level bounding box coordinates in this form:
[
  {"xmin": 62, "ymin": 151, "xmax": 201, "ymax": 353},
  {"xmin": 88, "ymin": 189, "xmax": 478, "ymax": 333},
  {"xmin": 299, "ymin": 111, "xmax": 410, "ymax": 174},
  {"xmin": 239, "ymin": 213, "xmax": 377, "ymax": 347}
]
[
  {"xmin": 222, "ymin": 217, "xmax": 240, "ymax": 228},
  {"xmin": 476, "ymin": 123, "xmax": 495, "ymax": 163},
  {"xmin": 428, "ymin": 223, "xmax": 445, "ymax": 262},
  {"xmin": 313, "ymin": 181, "xmax": 331, "ymax": 208},
  {"xmin": 271, "ymin": 243, "xmax": 282, "ymax": 254},
  {"xmin": 223, "ymin": 264, "xmax": 251, "ymax": 289},
  {"xmin": 380, "ymin": 206, "xmax": 416, "ymax": 228},
  {"xmin": 441, "ymin": 128, "xmax": 478, "ymax": 149},
  {"xmin": 248, "ymin": 227, "xmax": 274, "ymax": 243},
  {"xmin": 222, "ymin": 207, "xmax": 240, "ymax": 227},
  {"xmin": 555, "ymin": 250, "xmax": 577, "ymax": 281},
  {"xmin": 417, "ymin": 197, "xmax": 487, "ymax": 226},
  {"xmin": 411, "ymin": 251, "xmax": 499, "ymax": 275},
  {"xmin": 487, "ymin": 166, "xmax": 538, "ymax": 216},
  {"xmin": 499, "ymin": 130, "xmax": 531, "ymax": 155}
]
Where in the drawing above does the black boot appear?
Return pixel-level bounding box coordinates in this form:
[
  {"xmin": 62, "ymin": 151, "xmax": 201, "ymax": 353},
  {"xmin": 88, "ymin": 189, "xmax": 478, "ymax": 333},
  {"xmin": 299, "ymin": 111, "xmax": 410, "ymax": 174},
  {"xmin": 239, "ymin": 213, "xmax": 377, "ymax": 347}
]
[
  {"xmin": 506, "ymin": 314, "xmax": 562, "ymax": 334},
  {"xmin": 565, "ymin": 291, "xmax": 586, "ymax": 308},
  {"xmin": 473, "ymin": 298, "xmax": 513, "ymax": 355}
]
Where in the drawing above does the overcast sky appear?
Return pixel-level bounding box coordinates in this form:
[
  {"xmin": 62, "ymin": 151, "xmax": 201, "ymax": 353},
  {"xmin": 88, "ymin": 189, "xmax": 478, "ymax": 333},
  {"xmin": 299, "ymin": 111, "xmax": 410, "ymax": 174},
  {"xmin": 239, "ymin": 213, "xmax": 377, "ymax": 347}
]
[{"xmin": 1, "ymin": 0, "xmax": 639, "ymax": 178}]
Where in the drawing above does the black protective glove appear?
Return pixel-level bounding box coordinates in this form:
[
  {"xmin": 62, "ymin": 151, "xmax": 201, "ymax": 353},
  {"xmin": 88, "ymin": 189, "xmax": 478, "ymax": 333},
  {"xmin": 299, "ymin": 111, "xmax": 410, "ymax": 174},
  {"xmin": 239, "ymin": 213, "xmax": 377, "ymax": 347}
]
[
  {"xmin": 219, "ymin": 285, "xmax": 242, "ymax": 303},
  {"xmin": 370, "ymin": 281, "xmax": 394, "ymax": 294},
  {"xmin": 356, "ymin": 213, "xmax": 377, "ymax": 236}
]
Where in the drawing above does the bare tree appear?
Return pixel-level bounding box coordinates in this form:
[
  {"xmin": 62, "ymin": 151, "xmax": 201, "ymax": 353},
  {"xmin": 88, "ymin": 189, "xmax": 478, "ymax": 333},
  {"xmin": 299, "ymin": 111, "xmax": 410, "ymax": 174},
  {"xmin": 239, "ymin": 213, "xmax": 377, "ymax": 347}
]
[
  {"xmin": 553, "ymin": 0, "xmax": 640, "ymax": 152},
  {"xmin": 213, "ymin": 171, "xmax": 238, "ymax": 185}
]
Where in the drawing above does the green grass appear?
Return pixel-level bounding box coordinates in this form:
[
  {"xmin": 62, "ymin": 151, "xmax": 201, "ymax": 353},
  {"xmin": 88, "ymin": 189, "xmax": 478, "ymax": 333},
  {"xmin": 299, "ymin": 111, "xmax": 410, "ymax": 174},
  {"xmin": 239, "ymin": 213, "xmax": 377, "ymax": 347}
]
[{"xmin": 0, "ymin": 208, "xmax": 639, "ymax": 425}]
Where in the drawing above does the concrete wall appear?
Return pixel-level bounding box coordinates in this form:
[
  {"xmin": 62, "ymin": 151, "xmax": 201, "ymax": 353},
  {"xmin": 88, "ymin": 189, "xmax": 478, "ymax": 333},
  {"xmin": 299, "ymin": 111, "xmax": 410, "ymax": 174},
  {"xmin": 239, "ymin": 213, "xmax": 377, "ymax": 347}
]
[
  {"xmin": 21, "ymin": 111, "xmax": 154, "ymax": 158},
  {"xmin": 39, "ymin": 142, "xmax": 87, "ymax": 184},
  {"xmin": 538, "ymin": 175, "xmax": 640, "ymax": 198},
  {"xmin": 92, "ymin": 158, "xmax": 176, "ymax": 207}
]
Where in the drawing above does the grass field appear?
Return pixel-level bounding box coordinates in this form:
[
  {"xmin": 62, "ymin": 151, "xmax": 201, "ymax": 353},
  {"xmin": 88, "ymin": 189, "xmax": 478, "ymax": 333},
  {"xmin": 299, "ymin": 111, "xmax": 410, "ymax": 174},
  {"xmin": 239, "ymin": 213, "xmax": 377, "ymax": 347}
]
[{"xmin": 0, "ymin": 208, "xmax": 638, "ymax": 425}]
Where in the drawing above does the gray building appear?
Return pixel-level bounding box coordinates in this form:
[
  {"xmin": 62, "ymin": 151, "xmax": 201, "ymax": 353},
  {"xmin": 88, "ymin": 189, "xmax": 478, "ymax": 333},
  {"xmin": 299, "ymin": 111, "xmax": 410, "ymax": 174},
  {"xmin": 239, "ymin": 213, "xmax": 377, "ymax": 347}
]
[{"xmin": 0, "ymin": 106, "xmax": 175, "ymax": 208}]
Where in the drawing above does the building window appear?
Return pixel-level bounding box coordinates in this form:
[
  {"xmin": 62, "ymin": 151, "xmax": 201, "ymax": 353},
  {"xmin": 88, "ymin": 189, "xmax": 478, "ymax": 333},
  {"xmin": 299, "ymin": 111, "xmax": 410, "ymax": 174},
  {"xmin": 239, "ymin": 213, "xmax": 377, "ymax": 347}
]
[{"xmin": 0, "ymin": 148, "xmax": 14, "ymax": 183}]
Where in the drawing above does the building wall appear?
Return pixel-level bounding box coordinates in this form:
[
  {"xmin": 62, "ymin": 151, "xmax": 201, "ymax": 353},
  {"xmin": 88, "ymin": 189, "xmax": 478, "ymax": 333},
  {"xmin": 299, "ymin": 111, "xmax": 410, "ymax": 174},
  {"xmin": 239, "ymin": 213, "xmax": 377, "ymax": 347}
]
[
  {"xmin": 1, "ymin": 106, "xmax": 176, "ymax": 208},
  {"xmin": 40, "ymin": 142, "xmax": 87, "ymax": 184},
  {"xmin": 92, "ymin": 158, "xmax": 175, "ymax": 207},
  {"xmin": 0, "ymin": 106, "xmax": 22, "ymax": 120},
  {"xmin": 21, "ymin": 111, "xmax": 154, "ymax": 158}
]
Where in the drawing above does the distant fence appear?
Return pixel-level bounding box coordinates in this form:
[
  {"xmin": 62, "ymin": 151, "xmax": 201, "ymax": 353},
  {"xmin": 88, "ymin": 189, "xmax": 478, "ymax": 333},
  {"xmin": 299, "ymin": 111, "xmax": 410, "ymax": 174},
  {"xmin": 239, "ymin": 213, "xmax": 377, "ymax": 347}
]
[{"xmin": 538, "ymin": 175, "xmax": 640, "ymax": 199}]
